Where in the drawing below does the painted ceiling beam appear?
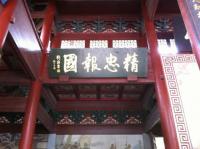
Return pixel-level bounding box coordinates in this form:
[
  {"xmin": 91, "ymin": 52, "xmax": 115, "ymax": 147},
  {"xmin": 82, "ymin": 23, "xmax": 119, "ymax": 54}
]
[{"xmin": 146, "ymin": 0, "xmax": 159, "ymax": 20}]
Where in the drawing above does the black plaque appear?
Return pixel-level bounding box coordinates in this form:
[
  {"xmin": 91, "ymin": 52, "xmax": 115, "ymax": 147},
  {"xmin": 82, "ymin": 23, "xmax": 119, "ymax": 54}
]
[{"xmin": 48, "ymin": 48, "xmax": 148, "ymax": 78}]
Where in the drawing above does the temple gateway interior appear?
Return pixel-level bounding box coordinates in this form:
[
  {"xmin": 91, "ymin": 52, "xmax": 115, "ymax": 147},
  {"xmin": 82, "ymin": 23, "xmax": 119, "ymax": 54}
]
[{"xmin": 0, "ymin": 0, "xmax": 200, "ymax": 149}]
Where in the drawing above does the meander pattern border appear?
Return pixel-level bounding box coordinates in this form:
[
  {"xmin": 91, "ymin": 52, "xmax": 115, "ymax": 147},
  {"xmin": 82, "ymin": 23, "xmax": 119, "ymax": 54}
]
[{"xmin": 161, "ymin": 54, "xmax": 194, "ymax": 149}]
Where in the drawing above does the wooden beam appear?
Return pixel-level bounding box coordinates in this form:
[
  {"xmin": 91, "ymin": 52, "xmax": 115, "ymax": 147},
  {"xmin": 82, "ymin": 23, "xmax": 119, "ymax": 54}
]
[
  {"xmin": 96, "ymin": 85, "xmax": 101, "ymax": 99},
  {"xmin": 56, "ymin": 100, "xmax": 142, "ymax": 111},
  {"xmin": 32, "ymin": 12, "xmax": 179, "ymax": 20},
  {"xmin": 54, "ymin": 88, "xmax": 143, "ymax": 95},
  {"xmin": 0, "ymin": 96, "xmax": 54, "ymax": 132},
  {"xmin": 146, "ymin": 0, "xmax": 159, "ymax": 20},
  {"xmin": 144, "ymin": 105, "xmax": 160, "ymax": 132},
  {"xmin": 54, "ymin": 125, "xmax": 144, "ymax": 134},
  {"xmin": 0, "ymin": 4, "xmax": 3, "ymax": 14},
  {"xmin": 72, "ymin": 85, "xmax": 80, "ymax": 99},
  {"xmin": 0, "ymin": 124, "xmax": 48, "ymax": 134},
  {"xmin": 43, "ymin": 77, "xmax": 155, "ymax": 85},
  {"xmin": 0, "ymin": 0, "xmax": 17, "ymax": 48},
  {"xmin": 9, "ymin": 0, "xmax": 43, "ymax": 78},
  {"xmin": 0, "ymin": 70, "xmax": 31, "ymax": 85},
  {"xmin": 118, "ymin": 85, "xmax": 124, "ymax": 99},
  {"xmin": 0, "ymin": 97, "xmax": 26, "ymax": 112},
  {"xmin": 31, "ymin": 10, "xmax": 45, "ymax": 18},
  {"xmin": 142, "ymin": 85, "xmax": 154, "ymax": 111},
  {"xmin": 38, "ymin": 104, "xmax": 54, "ymax": 132},
  {"xmin": 42, "ymin": 87, "xmax": 57, "ymax": 110}
]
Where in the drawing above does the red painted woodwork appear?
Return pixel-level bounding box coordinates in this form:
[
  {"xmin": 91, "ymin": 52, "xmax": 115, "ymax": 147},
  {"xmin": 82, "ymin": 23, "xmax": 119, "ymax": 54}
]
[
  {"xmin": 43, "ymin": 77, "xmax": 154, "ymax": 84},
  {"xmin": 19, "ymin": 80, "xmax": 42, "ymax": 149},
  {"xmin": 33, "ymin": 12, "xmax": 178, "ymax": 21},
  {"xmin": 56, "ymin": 100, "xmax": 142, "ymax": 111},
  {"xmin": 0, "ymin": 124, "xmax": 48, "ymax": 134},
  {"xmin": 0, "ymin": 4, "xmax": 3, "ymax": 14},
  {"xmin": 0, "ymin": 97, "xmax": 26, "ymax": 112},
  {"xmin": 0, "ymin": 70, "xmax": 31, "ymax": 85},
  {"xmin": 9, "ymin": 0, "xmax": 42, "ymax": 78},
  {"xmin": 37, "ymin": 104, "xmax": 54, "ymax": 131},
  {"xmin": 32, "ymin": 0, "xmax": 179, "ymax": 16},
  {"xmin": 0, "ymin": 0, "xmax": 17, "ymax": 48},
  {"xmin": 142, "ymin": 0, "xmax": 179, "ymax": 148},
  {"xmin": 0, "ymin": 96, "xmax": 54, "ymax": 132},
  {"xmin": 146, "ymin": 0, "xmax": 159, "ymax": 20},
  {"xmin": 19, "ymin": 1, "xmax": 55, "ymax": 149},
  {"xmin": 144, "ymin": 105, "xmax": 160, "ymax": 132},
  {"xmin": 57, "ymin": 14, "xmax": 140, "ymax": 22},
  {"xmin": 42, "ymin": 87, "xmax": 57, "ymax": 110},
  {"xmin": 54, "ymin": 125, "xmax": 144, "ymax": 135},
  {"xmin": 40, "ymin": 2, "xmax": 55, "ymax": 51},
  {"xmin": 177, "ymin": 0, "xmax": 200, "ymax": 65}
]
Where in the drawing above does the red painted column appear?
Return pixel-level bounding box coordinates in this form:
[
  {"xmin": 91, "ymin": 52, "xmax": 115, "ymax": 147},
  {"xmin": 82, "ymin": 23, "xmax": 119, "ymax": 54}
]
[
  {"xmin": 177, "ymin": 0, "xmax": 200, "ymax": 65},
  {"xmin": 19, "ymin": 2, "xmax": 55, "ymax": 149},
  {"xmin": 19, "ymin": 80, "xmax": 42, "ymax": 149},
  {"xmin": 0, "ymin": 0, "xmax": 17, "ymax": 48},
  {"xmin": 142, "ymin": 1, "xmax": 179, "ymax": 149},
  {"xmin": 40, "ymin": 2, "xmax": 56, "ymax": 51}
]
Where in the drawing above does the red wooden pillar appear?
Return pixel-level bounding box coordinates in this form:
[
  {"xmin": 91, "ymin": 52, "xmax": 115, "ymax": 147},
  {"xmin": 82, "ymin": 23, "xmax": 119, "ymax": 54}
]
[
  {"xmin": 19, "ymin": 2, "xmax": 55, "ymax": 149},
  {"xmin": 19, "ymin": 80, "xmax": 42, "ymax": 149},
  {"xmin": 177, "ymin": 0, "xmax": 200, "ymax": 65},
  {"xmin": 142, "ymin": 1, "xmax": 179, "ymax": 149},
  {"xmin": 0, "ymin": 0, "xmax": 17, "ymax": 48}
]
